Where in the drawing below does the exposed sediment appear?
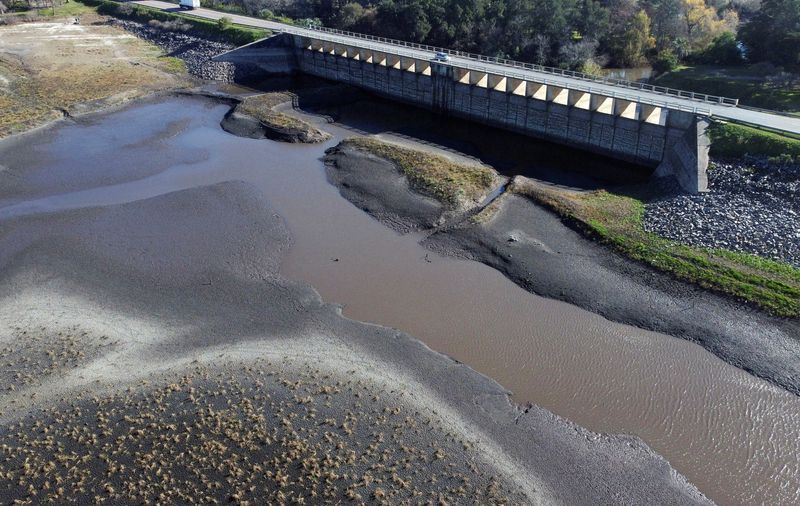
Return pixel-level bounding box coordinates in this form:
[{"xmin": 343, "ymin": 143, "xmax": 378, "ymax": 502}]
[
  {"xmin": 222, "ymin": 93, "xmax": 330, "ymax": 143},
  {"xmin": 0, "ymin": 166, "xmax": 709, "ymax": 504},
  {"xmin": 324, "ymin": 138, "xmax": 503, "ymax": 233},
  {"xmin": 325, "ymin": 141, "xmax": 800, "ymax": 396}
]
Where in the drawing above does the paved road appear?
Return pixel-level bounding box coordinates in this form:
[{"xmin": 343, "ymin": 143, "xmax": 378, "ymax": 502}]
[{"xmin": 135, "ymin": 0, "xmax": 800, "ymax": 134}]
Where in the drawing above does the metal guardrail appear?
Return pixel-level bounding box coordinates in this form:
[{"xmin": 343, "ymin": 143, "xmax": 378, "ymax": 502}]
[
  {"xmin": 269, "ymin": 25, "xmax": 713, "ymax": 115},
  {"xmin": 302, "ymin": 25, "xmax": 739, "ymax": 108},
  {"xmin": 153, "ymin": 0, "xmax": 731, "ymax": 115}
]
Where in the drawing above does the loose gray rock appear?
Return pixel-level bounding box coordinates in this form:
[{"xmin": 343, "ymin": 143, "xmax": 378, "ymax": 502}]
[{"xmin": 645, "ymin": 158, "xmax": 800, "ymax": 267}]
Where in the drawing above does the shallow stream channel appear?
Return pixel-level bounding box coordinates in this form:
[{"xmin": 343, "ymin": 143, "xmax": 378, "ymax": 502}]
[{"xmin": 0, "ymin": 92, "xmax": 798, "ymax": 505}]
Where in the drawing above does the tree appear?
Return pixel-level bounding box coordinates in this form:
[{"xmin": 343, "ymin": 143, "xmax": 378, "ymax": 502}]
[
  {"xmin": 653, "ymin": 48, "xmax": 680, "ymax": 72},
  {"xmin": 644, "ymin": 0, "xmax": 685, "ymax": 50},
  {"xmin": 614, "ymin": 9, "xmax": 656, "ymax": 66},
  {"xmin": 333, "ymin": 2, "xmax": 364, "ymax": 29},
  {"xmin": 695, "ymin": 31, "xmax": 744, "ymax": 64},
  {"xmin": 683, "ymin": 0, "xmax": 738, "ymax": 51},
  {"xmin": 740, "ymin": 0, "xmax": 800, "ymax": 69}
]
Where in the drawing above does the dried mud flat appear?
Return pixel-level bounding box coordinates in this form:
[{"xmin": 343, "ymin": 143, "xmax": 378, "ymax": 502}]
[{"xmin": 0, "ymin": 163, "xmax": 711, "ymax": 505}]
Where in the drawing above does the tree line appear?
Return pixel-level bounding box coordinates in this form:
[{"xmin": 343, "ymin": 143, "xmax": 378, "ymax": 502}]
[{"xmin": 210, "ymin": 0, "xmax": 797, "ymax": 72}]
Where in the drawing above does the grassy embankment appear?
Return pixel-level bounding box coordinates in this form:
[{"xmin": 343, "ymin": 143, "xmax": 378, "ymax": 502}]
[
  {"xmin": 342, "ymin": 138, "xmax": 497, "ymax": 208},
  {"xmin": 708, "ymin": 122, "xmax": 800, "ymax": 162},
  {"xmin": 79, "ymin": 0, "xmax": 268, "ymax": 45},
  {"xmin": 653, "ymin": 65, "xmax": 800, "ymax": 114},
  {"xmin": 0, "ymin": 1, "xmax": 194, "ymax": 137},
  {"xmin": 511, "ymin": 180, "xmax": 800, "ymax": 317}
]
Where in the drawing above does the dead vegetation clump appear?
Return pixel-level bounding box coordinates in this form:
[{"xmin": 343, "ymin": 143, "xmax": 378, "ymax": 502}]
[{"xmin": 0, "ymin": 360, "xmax": 517, "ymax": 504}]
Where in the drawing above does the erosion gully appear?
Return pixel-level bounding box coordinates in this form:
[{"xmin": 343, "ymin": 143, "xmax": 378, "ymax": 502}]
[{"xmin": 0, "ymin": 93, "xmax": 797, "ymax": 506}]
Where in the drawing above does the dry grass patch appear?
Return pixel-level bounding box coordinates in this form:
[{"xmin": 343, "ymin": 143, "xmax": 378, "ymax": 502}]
[
  {"xmin": 512, "ymin": 178, "xmax": 800, "ymax": 317},
  {"xmin": 0, "ymin": 18, "xmax": 191, "ymax": 137},
  {"xmin": 343, "ymin": 137, "xmax": 498, "ymax": 208},
  {"xmin": 236, "ymin": 92, "xmax": 308, "ymax": 131}
]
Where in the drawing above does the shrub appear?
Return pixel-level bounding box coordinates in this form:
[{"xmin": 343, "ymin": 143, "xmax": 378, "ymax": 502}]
[
  {"xmin": 117, "ymin": 2, "xmax": 132, "ymax": 15},
  {"xmin": 216, "ymin": 16, "xmax": 230, "ymax": 31},
  {"xmin": 652, "ymin": 49, "xmax": 679, "ymax": 74},
  {"xmin": 693, "ymin": 32, "xmax": 744, "ymax": 65},
  {"xmin": 580, "ymin": 60, "xmax": 603, "ymax": 77}
]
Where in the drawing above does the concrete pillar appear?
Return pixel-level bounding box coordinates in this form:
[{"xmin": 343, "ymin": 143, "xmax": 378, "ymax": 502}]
[
  {"xmin": 387, "ymin": 54, "xmax": 401, "ymax": 69},
  {"xmin": 454, "ymin": 68, "xmax": 470, "ymax": 84},
  {"xmin": 547, "ymin": 86, "xmax": 569, "ymax": 105},
  {"xmin": 508, "ymin": 78, "xmax": 526, "ymax": 96},
  {"xmin": 641, "ymin": 104, "xmax": 666, "ymax": 125},
  {"xmin": 568, "ymin": 90, "xmax": 591, "ymax": 110},
  {"xmin": 310, "ymin": 39, "xmax": 324, "ymax": 52},
  {"xmin": 322, "ymin": 41, "xmax": 335, "ymax": 54},
  {"xmin": 414, "ymin": 59, "xmax": 431, "ymax": 76},
  {"xmin": 470, "ymin": 71, "xmax": 488, "ymax": 87},
  {"xmin": 346, "ymin": 46, "xmax": 360, "ymax": 59},
  {"xmin": 590, "ymin": 95, "xmax": 614, "ymax": 115},
  {"xmin": 655, "ymin": 114, "xmax": 709, "ymax": 193},
  {"xmin": 615, "ymin": 99, "xmax": 638, "ymax": 120},
  {"xmin": 527, "ymin": 82, "xmax": 547, "ymax": 101},
  {"xmin": 488, "ymin": 74, "xmax": 507, "ymax": 92},
  {"xmin": 358, "ymin": 48, "xmax": 373, "ymax": 63},
  {"xmin": 333, "ymin": 44, "xmax": 348, "ymax": 57},
  {"xmin": 400, "ymin": 57, "xmax": 415, "ymax": 72},
  {"xmin": 373, "ymin": 51, "xmax": 387, "ymax": 66}
]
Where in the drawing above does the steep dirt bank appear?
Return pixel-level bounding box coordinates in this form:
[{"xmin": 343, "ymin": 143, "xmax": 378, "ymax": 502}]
[{"xmin": 325, "ymin": 142, "xmax": 800, "ymax": 396}]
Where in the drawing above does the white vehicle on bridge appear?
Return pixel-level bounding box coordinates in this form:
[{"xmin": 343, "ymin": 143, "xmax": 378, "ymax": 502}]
[
  {"xmin": 179, "ymin": 0, "xmax": 200, "ymax": 10},
  {"xmin": 433, "ymin": 51, "xmax": 451, "ymax": 62}
]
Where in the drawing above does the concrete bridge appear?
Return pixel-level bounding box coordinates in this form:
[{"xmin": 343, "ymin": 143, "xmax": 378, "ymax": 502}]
[{"xmin": 132, "ymin": 1, "xmax": 800, "ymax": 193}]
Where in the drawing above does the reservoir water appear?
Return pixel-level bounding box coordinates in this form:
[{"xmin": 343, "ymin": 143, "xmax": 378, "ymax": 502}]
[{"xmin": 0, "ymin": 94, "xmax": 797, "ymax": 505}]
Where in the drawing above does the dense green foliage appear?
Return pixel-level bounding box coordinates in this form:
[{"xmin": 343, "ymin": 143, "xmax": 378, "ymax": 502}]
[
  {"xmin": 740, "ymin": 0, "xmax": 800, "ymax": 69},
  {"xmin": 80, "ymin": 0, "xmax": 267, "ymax": 44},
  {"xmin": 692, "ymin": 32, "xmax": 744, "ymax": 65},
  {"xmin": 207, "ymin": 0, "xmax": 759, "ymax": 70},
  {"xmin": 708, "ymin": 122, "xmax": 800, "ymax": 161}
]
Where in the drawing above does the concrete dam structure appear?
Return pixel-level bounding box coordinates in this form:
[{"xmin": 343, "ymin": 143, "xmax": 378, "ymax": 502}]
[{"xmin": 217, "ymin": 33, "xmax": 714, "ymax": 192}]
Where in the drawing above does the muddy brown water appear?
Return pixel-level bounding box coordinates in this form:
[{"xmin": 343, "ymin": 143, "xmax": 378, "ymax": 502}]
[{"xmin": 0, "ymin": 95, "xmax": 798, "ymax": 505}]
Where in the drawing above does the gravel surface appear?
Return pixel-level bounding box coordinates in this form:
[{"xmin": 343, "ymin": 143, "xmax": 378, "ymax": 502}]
[
  {"xmin": 645, "ymin": 159, "xmax": 800, "ymax": 267},
  {"xmin": 110, "ymin": 19, "xmax": 248, "ymax": 81}
]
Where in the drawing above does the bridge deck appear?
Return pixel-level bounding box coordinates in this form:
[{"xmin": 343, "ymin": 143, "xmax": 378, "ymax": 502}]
[{"xmin": 134, "ymin": 0, "xmax": 800, "ymax": 135}]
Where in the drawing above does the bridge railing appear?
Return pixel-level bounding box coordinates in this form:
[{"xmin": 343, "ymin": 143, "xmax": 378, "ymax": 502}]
[
  {"xmin": 277, "ymin": 27, "xmax": 712, "ymax": 115},
  {"xmin": 301, "ymin": 25, "xmax": 739, "ymax": 108}
]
